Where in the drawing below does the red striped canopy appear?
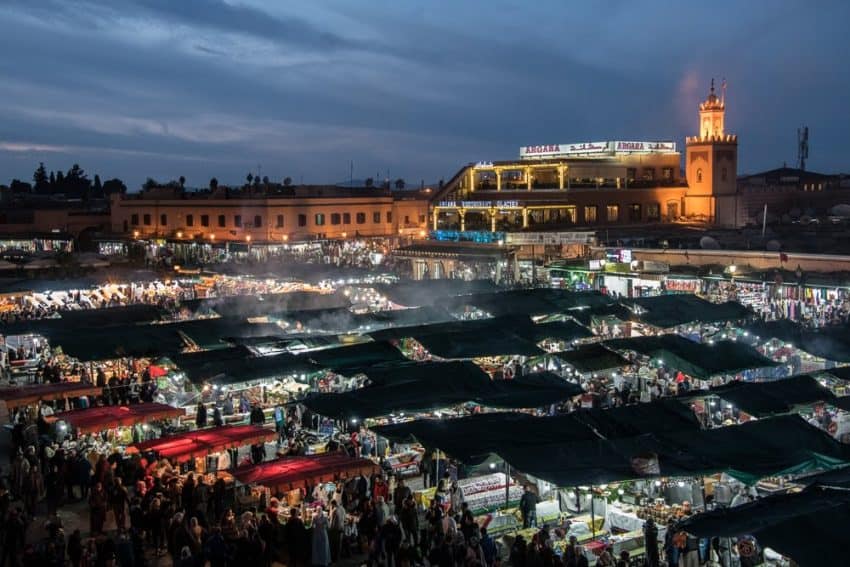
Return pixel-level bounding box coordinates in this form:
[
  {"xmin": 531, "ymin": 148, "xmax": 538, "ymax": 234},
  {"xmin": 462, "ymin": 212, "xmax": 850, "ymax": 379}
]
[
  {"xmin": 0, "ymin": 382, "xmax": 102, "ymax": 410},
  {"xmin": 52, "ymin": 403, "xmax": 185, "ymax": 434},
  {"xmin": 232, "ymin": 453, "xmax": 379, "ymax": 493},
  {"xmin": 130, "ymin": 425, "xmax": 276, "ymax": 463}
]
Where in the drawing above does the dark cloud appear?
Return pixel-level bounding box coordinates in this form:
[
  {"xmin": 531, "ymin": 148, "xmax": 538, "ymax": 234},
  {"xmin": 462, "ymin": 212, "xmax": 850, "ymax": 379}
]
[{"xmin": 1, "ymin": 0, "xmax": 849, "ymax": 188}]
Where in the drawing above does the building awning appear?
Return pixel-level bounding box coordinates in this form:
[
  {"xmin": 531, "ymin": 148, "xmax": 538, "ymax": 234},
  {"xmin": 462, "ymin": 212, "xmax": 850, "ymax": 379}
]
[
  {"xmin": 52, "ymin": 403, "xmax": 185, "ymax": 434},
  {"xmin": 130, "ymin": 425, "xmax": 276, "ymax": 463},
  {"xmin": 232, "ymin": 454, "xmax": 379, "ymax": 493}
]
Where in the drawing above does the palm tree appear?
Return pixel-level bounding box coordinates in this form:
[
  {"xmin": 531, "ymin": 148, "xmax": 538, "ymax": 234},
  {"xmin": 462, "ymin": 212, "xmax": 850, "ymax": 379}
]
[
  {"xmin": 209, "ymin": 177, "xmax": 219, "ymax": 191},
  {"xmin": 179, "ymin": 175, "xmax": 186, "ymax": 189}
]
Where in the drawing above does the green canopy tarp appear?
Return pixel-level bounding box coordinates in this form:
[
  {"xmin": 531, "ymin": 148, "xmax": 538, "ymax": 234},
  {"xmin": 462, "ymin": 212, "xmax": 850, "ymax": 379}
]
[
  {"xmin": 497, "ymin": 414, "xmax": 850, "ymax": 487},
  {"xmin": 680, "ymin": 375, "xmax": 835, "ymax": 417},
  {"xmin": 444, "ymin": 289, "xmax": 613, "ymax": 318},
  {"xmin": 304, "ymin": 341, "xmax": 407, "ymax": 374},
  {"xmin": 175, "ymin": 349, "xmax": 323, "ymax": 385},
  {"xmin": 744, "ymin": 320, "xmax": 850, "ymax": 362},
  {"xmin": 373, "ymin": 399, "xmax": 698, "ymax": 463},
  {"xmin": 376, "ymin": 280, "xmax": 498, "ymax": 307},
  {"xmin": 678, "ymin": 485, "xmax": 850, "ymax": 566},
  {"xmin": 627, "ymin": 294, "xmax": 750, "ymax": 328},
  {"xmin": 182, "ymin": 291, "xmax": 349, "ymax": 318},
  {"xmin": 553, "ymin": 343, "xmax": 629, "ymax": 373},
  {"xmin": 302, "ymin": 366, "xmax": 582, "ymax": 420},
  {"xmin": 604, "ymin": 334, "xmax": 777, "ymax": 379}
]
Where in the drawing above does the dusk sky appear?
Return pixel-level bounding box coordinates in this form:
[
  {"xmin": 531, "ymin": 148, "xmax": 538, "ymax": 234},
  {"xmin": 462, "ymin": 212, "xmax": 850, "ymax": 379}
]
[{"xmin": 1, "ymin": 0, "xmax": 848, "ymax": 189}]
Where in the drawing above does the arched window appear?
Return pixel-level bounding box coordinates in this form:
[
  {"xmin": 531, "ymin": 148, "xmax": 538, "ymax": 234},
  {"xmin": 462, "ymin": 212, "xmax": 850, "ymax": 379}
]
[{"xmin": 696, "ymin": 168, "xmax": 703, "ymax": 183}]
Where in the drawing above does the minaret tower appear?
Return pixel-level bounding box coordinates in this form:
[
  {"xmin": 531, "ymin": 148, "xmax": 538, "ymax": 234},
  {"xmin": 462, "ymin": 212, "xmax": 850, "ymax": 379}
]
[{"xmin": 685, "ymin": 79, "xmax": 739, "ymax": 226}]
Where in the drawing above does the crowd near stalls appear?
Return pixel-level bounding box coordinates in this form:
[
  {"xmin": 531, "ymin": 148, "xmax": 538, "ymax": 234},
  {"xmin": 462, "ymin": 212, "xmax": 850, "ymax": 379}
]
[{"xmin": 7, "ymin": 272, "xmax": 850, "ymax": 566}]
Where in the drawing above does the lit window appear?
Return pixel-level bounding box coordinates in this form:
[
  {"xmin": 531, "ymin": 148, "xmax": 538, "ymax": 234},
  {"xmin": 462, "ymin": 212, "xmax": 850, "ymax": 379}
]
[
  {"xmin": 315, "ymin": 213, "xmax": 325, "ymax": 226},
  {"xmin": 696, "ymin": 168, "xmax": 703, "ymax": 183},
  {"xmin": 606, "ymin": 205, "xmax": 619, "ymax": 222},
  {"xmin": 584, "ymin": 206, "xmax": 598, "ymax": 223}
]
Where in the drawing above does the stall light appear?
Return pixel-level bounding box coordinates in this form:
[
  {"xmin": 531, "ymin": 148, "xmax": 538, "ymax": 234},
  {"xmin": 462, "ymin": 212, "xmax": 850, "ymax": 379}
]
[
  {"xmin": 176, "ymin": 231, "xmax": 183, "ymax": 238},
  {"xmin": 142, "ymin": 424, "xmax": 149, "ymax": 430},
  {"xmin": 351, "ymin": 418, "xmax": 359, "ymax": 425},
  {"xmin": 246, "ymin": 235, "xmax": 252, "ymax": 242},
  {"xmin": 743, "ymin": 331, "xmax": 749, "ymax": 337},
  {"xmin": 677, "ymin": 481, "xmax": 685, "ymax": 487},
  {"xmin": 654, "ymin": 480, "xmax": 662, "ymax": 487},
  {"xmin": 209, "ymin": 233, "xmax": 215, "ymax": 240},
  {"xmin": 617, "ymin": 488, "xmax": 625, "ymax": 495},
  {"xmin": 489, "ymin": 462, "xmax": 497, "ymax": 470},
  {"xmin": 728, "ymin": 265, "xmax": 737, "ymax": 274}
]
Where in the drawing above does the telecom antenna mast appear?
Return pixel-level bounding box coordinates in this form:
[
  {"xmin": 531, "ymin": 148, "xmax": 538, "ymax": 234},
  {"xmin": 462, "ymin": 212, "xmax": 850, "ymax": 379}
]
[{"xmin": 797, "ymin": 127, "xmax": 809, "ymax": 171}]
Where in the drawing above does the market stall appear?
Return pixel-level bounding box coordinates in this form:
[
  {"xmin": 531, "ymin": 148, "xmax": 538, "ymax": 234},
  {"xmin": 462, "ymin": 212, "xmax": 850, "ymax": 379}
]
[
  {"xmin": 0, "ymin": 381, "xmax": 102, "ymax": 412},
  {"xmin": 129, "ymin": 424, "xmax": 277, "ymax": 464},
  {"xmin": 49, "ymin": 402, "xmax": 185, "ymax": 435},
  {"xmin": 232, "ymin": 452, "xmax": 379, "ymax": 497}
]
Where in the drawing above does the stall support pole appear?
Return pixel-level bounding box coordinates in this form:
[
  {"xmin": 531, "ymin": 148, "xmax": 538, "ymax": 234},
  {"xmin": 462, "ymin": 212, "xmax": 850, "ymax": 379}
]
[
  {"xmin": 505, "ymin": 461, "xmax": 510, "ymax": 510},
  {"xmin": 590, "ymin": 485, "xmax": 596, "ymax": 539}
]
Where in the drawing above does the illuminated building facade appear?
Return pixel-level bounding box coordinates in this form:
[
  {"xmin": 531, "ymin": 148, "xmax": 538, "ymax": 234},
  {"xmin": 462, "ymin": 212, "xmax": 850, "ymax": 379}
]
[
  {"xmin": 430, "ymin": 82, "xmax": 738, "ymax": 230},
  {"xmin": 110, "ymin": 186, "xmax": 430, "ymax": 243}
]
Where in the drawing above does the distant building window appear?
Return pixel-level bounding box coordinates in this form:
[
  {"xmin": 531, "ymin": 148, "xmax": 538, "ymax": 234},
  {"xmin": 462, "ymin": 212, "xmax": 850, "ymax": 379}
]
[
  {"xmin": 662, "ymin": 167, "xmax": 674, "ymax": 181},
  {"xmin": 143, "ymin": 214, "xmax": 151, "ymax": 226},
  {"xmin": 186, "ymin": 214, "xmax": 194, "ymax": 227},
  {"xmin": 721, "ymin": 167, "xmax": 728, "ymax": 182},
  {"xmin": 201, "ymin": 215, "xmax": 209, "ymax": 227},
  {"xmin": 160, "ymin": 214, "xmax": 167, "ymax": 226},
  {"xmin": 343, "ymin": 212, "xmax": 351, "ymax": 224},
  {"xmin": 298, "ymin": 214, "xmax": 307, "ymax": 227},
  {"xmin": 331, "ymin": 213, "xmax": 341, "ymax": 225},
  {"xmin": 628, "ymin": 204, "xmax": 641, "ymax": 221},
  {"xmin": 218, "ymin": 215, "xmax": 226, "ymax": 228},
  {"xmin": 315, "ymin": 213, "xmax": 325, "ymax": 226},
  {"xmin": 646, "ymin": 203, "xmax": 661, "ymax": 221},
  {"xmin": 234, "ymin": 215, "xmax": 242, "ymax": 228},
  {"xmin": 254, "ymin": 215, "xmax": 262, "ymax": 228},
  {"xmin": 584, "ymin": 206, "xmax": 598, "ymax": 223},
  {"xmin": 356, "ymin": 212, "xmax": 366, "ymax": 224},
  {"xmin": 386, "ymin": 211, "xmax": 392, "ymax": 223},
  {"xmin": 373, "ymin": 212, "xmax": 381, "ymax": 223},
  {"xmin": 131, "ymin": 214, "xmax": 139, "ymax": 226},
  {"xmin": 643, "ymin": 168, "xmax": 655, "ymax": 181},
  {"xmin": 276, "ymin": 215, "xmax": 284, "ymax": 228},
  {"xmin": 419, "ymin": 214, "xmax": 426, "ymax": 223},
  {"xmin": 696, "ymin": 168, "xmax": 703, "ymax": 183},
  {"xmin": 626, "ymin": 168, "xmax": 637, "ymax": 181},
  {"xmin": 404, "ymin": 215, "xmax": 410, "ymax": 224},
  {"xmin": 606, "ymin": 205, "xmax": 619, "ymax": 222}
]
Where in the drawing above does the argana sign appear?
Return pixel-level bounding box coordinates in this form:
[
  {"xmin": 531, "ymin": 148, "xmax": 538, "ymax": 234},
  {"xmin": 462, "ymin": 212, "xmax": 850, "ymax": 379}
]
[{"xmin": 519, "ymin": 140, "xmax": 676, "ymax": 159}]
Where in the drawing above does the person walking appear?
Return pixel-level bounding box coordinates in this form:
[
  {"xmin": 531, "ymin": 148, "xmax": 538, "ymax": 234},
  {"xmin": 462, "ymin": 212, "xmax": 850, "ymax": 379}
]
[
  {"xmin": 311, "ymin": 507, "xmax": 332, "ymax": 567},
  {"xmin": 111, "ymin": 477, "xmax": 129, "ymax": 531},
  {"xmin": 88, "ymin": 482, "xmax": 108, "ymax": 535}
]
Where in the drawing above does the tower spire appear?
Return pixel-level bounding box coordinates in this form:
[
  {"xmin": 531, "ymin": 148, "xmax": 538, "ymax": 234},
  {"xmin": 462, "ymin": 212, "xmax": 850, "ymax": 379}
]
[{"xmin": 710, "ymin": 77, "xmax": 715, "ymax": 95}]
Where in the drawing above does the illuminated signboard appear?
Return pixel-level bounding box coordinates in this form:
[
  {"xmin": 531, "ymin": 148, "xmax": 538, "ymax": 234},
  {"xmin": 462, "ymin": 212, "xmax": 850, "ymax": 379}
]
[
  {"xmin": 437, "ymin": 200, "xmax": 521, "ymax": 208},
  {"xmin": 519, "ymin": 140, "xmax": 677, "ymax": 159}
]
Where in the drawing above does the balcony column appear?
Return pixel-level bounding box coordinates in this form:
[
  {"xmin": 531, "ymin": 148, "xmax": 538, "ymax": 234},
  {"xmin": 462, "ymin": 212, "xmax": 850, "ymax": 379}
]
[
  {"xmin": 459, "ymin": 208, "xmax": 466, "ymax": 232},
  {"xmin": 468, "ymin": 168, "xmax": 476, "ymax": 192},
  {"xmin": 525, "ymin": 167, "xmax": 533, "ymax": 191},
  {"xmin": 522, "ymin": 207, "xmax": 529, "ymax": 228},
  {"xmin": 489, "ymin": 207, "xmax": 497, "ymax": 233},
  {"xmin": 496, "ymin": 169, "xmax": 502, "ymax": 192},
  {"xmin": 432, "ymin": 207, "xmax": 439, "ymax": 231},
  {"xmin": 558, "ymin": 166, "xmax": 566, "ymax": 190}
]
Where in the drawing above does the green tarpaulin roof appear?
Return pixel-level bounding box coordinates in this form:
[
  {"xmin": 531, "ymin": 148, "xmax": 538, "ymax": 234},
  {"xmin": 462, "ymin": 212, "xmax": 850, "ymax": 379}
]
[
  {"xmin": 302, "ymin": 365, "xmax": 583, "ymax": 419},
  {"xmin": 43, "ymin": 318, "xmax": 283, "ymax": 361},
  {"xmin": 373, "ymin": 399, "xmax": 698, "ymax": 463},
  {"xmin": 680, "ymin": 375, "xmax": 835, "ymax": 417},
  {"xmin": 182, "ymin": 291, "xmax": 349, "ymax": 318},
  {"xmin": 604, "ymin": 334, "xmax": 777, "ymax": 379},
  {"xmin": 303, "ymin": 341, "xmax": 407, "ymax": 374},
  {"xmin": 553, "ymin": 343, "xmax": 629, "ymax": 373},
  {"xmin": 627, "ymin": 294, "xmax": 750, "ymax": 328},
  {"xmin": 376, "ymin": 280, "xmax": 498, "ymax": 307},
  {"xmin": 744, "ymin": 320, "xmax": 850, "ymax": 362},
  {"xmin": 679, "ymin": 485, "xmax": 850, "ymax": 566},
  {"xmin": 445, "ymin": 289, "xmax": 613, "ymax": 318},
  {"xmin": 498, "ymin": 414, "xmax": 850, "ymax": 487}
]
